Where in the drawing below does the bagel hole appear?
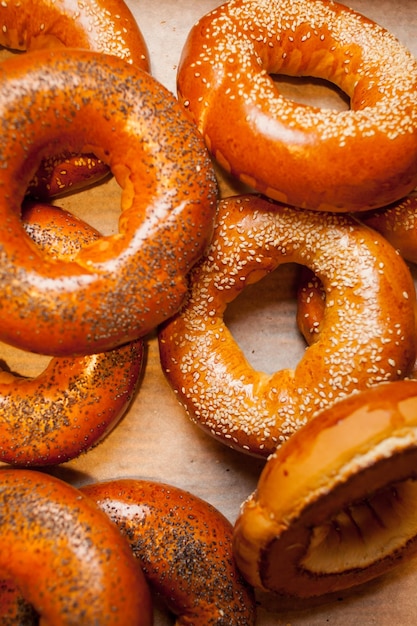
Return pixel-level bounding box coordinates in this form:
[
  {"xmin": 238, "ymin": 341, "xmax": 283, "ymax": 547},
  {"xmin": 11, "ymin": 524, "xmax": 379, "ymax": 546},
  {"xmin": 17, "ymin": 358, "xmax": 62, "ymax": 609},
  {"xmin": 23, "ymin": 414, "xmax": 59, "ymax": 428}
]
[
  {"xmin": 0, "ymin": 341, "xmax": 51, "ymax": 380},
  {"xmin": 55, "ymin": 176, "xmax": 123, "ymax": 237},
  {"xmin": 224, "ymin": 263, "xmax": 307, "ymax": 374},
  {"xmin": 271, "ymin": 75, "xmax": 350, "ymax": 111},
  {"xmin": 23, "ymin": 173, "xmax": 123, "ymax": 242}
]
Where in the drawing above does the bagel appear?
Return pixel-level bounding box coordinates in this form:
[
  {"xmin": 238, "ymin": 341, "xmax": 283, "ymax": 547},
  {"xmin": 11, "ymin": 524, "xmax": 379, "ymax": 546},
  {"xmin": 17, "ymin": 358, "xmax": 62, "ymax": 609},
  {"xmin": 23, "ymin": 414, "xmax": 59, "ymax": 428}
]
[
  {"xmin": 0, "ymin": 469, "xmax": 152, "ymax": 625},
  {"xmin": 0, "ymin": 48, "xmax": 218, "ymax": 356},
  {"xmin": 158, "ymin": 194, "xmax": 416, "ymax": 457},
  {"xmin": 81, "ymin": 478, "xmax": 257, "ymax": 625},
  {"xmin": 0, "ymin": 0, "xmax": 150, "ymax": 199},
  {"xmin": 233, "ymin": 380, "xmax": 417, "ymax": 598},
  {"xmin": 177, "ymin": 0, "xmax": 417, "ymax": 212},
  {"xmin": 0, "ymin": 202, "xmax": 144, "ymax": 466}
]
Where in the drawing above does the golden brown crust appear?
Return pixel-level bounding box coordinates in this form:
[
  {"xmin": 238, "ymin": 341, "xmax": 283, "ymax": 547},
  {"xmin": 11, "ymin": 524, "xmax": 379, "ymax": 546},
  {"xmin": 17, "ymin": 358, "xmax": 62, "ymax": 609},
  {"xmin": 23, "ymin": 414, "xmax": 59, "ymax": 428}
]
[
  {"xmin": 0, "ymin": 0, "xmax": 150, "ymax": 199},
  {"xmin": 0, "ymin": 202, "xmax": 144, "ymax": 466},
  {"xmin": 177, "ymin": 0, "xmax": 417, "ymax": 212},
  {"xmin": 81, "ymin": 478, "xmax": 257, "ymax": 625},
  {"xmin": 233, "ymin": 380, "xmax": 417, "ymax": 598},
  {"xmin": 158, "ymin": 194, "xmax": 416, "ymax": 457},
  {"xmin": 0, "ymin": 340, "xmax": 144, "ymax": 466},
  {"xmin": 22, "ymin": 200, "xmax": 103, "ymax": 259},
  {"xmin": 361, "ymin": 193, "xmax": 417, "ymax": 264},
  {"xmin": 0, "ymin": 469, "xmax": 152, "ymax": 625},
  {"xmin": 0, "ymin": 0, "xmax": 149, "ymax": 66},
  {"xmin": 0, "ymin": 48, "xmax": 218, "ymax": 356}
]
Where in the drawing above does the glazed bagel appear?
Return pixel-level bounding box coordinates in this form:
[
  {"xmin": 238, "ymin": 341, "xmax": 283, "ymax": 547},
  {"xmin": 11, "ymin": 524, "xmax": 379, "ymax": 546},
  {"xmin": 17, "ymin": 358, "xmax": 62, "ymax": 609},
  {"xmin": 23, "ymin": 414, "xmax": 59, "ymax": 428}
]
[
  {"xmin": 81, "ymin": 478, "xmax": 256, "ymax": 625},
  {"xmin": 0, "ymin": 0, "xmax": 150, "ymax": 199},
  {"xmin": 0, "ymin": 202, "xmax": 144, "ymax": 466},
  {"xmin": 177, "ymin": 0, "xmax": 417, "ymax": 212},
  {"xmin": 158, "ymin": 195, "xmax": 416, "ymax": 457},
  {"xmin": 0, "ymin": 469, "xmax": 152, "ymax": 625},
  {"xmin": 233, "ymin": 380, "xmax": 417, "ymax": 598},
  {"xmin": 0, "ymin": 48, "xmax": 218, "ymax": 356},
  {"xmin": 0, "ymin": 0, "xmax": 149, "ymax": 63}
]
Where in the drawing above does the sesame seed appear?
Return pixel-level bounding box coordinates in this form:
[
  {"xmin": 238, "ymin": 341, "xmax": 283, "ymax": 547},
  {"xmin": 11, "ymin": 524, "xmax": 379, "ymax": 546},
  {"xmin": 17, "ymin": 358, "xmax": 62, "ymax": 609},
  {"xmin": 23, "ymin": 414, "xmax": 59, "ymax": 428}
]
[{"xmin": 159, "ymin": 195, "xmax": 416, "ymax": 458}]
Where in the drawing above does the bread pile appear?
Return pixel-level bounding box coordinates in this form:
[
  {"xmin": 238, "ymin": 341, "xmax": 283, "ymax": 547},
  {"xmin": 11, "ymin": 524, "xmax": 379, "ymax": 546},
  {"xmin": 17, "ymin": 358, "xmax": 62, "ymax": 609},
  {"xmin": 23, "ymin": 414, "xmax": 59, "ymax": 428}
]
[{"xmin": 1, "ymin": 0, "xmax": 417, "ymax": 623}]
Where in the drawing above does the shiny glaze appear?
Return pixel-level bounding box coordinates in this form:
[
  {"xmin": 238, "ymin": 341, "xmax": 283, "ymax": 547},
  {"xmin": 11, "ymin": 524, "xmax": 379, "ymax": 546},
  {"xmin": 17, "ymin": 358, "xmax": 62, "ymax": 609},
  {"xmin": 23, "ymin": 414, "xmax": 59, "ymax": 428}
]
[
  {"xmin": 0, "ymin": 203, "xmax": 144, "ymax": 466},
  {"xmin": 0, "ymin": 48, "xmax": 218, "ymax": 355},
  {"xmin": 361, "ymin": 192, "xmax": 417, "ymax": 264},
  {"xmin": 81, "ymin": 478, "xmax": 256, "ymax": 625},
  {"xmin": 0, "ymin": 0, "xmax": 150, "ymax": 198},
  {"xmin": 234, "ymin": 380, "xmax": 417, "ymax": 597},
  {"xmin": 0, "ymin": 469, "xmax": 152, "ymax": 625},
  {"xmin": 159, "ymin": 195, "xmax": 416, "ymax": 457},
  {"xmin": 177, "ymin": 0, "xmax": 417, "ymax": 212}
]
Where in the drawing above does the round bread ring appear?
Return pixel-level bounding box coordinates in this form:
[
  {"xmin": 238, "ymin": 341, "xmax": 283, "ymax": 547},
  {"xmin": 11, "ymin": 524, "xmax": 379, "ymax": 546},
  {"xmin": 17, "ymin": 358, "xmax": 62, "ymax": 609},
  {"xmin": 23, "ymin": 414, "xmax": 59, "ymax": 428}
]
[
  {"xmin": 177, "ymin": 0, "xmax": 417, "ymax": 212},
  {"xmin": 0, "ymin": 469, "xmax": 152, "ymax": 625},
  {"xmin": 233, "ymin": 379, "xmax": 417, "ymax": 598},
  {"xmin": 0, "ymin": 0, "xmax": 150, "ymax": 199},
  {"xmin": 158, "ymin": 194, "xmax": 416, "ymax": 458},
  {"xmin": 0, "ymin": 48, "xmax": 218, "ymax": 356},
  {"xmin": 81, "ymin": 478, "xmax": 257, "ymax": 625},
  {"xmin": 0, "ymin": 201, "xmax": 144, "ymax": 466}
]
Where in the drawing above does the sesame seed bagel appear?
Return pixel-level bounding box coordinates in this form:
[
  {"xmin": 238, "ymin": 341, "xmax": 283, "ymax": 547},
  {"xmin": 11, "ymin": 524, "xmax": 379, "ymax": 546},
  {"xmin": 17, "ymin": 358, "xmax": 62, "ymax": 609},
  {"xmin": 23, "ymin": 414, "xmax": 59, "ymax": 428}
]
[
  {"xmin": 0, "ymin": 469, "xmax": 152, "ymax": 625},
  {"xmin": 233, "ymin": 380, "xmax": 417, "ymax": 598},
  {"xmin": 177, "ymin": 0, "xmax": 417, "ymax": 212},
  {"xmin": 0, "ymin": 48, "xmax": 218, "ymax": 356},
  {"xmin": 0, "ymin": 0, "xmax": 150, "ymax": 199},
  {"xmin": 0, "ymin": 202, "xmax": 144, "ymax": 466},
  {"xmin": 158, "ymin": 194, "xmax": 416, "ymax": 458},
  {"xmin": 81, "ymin": 478, "xmax": 257, "ymax": 625}
]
